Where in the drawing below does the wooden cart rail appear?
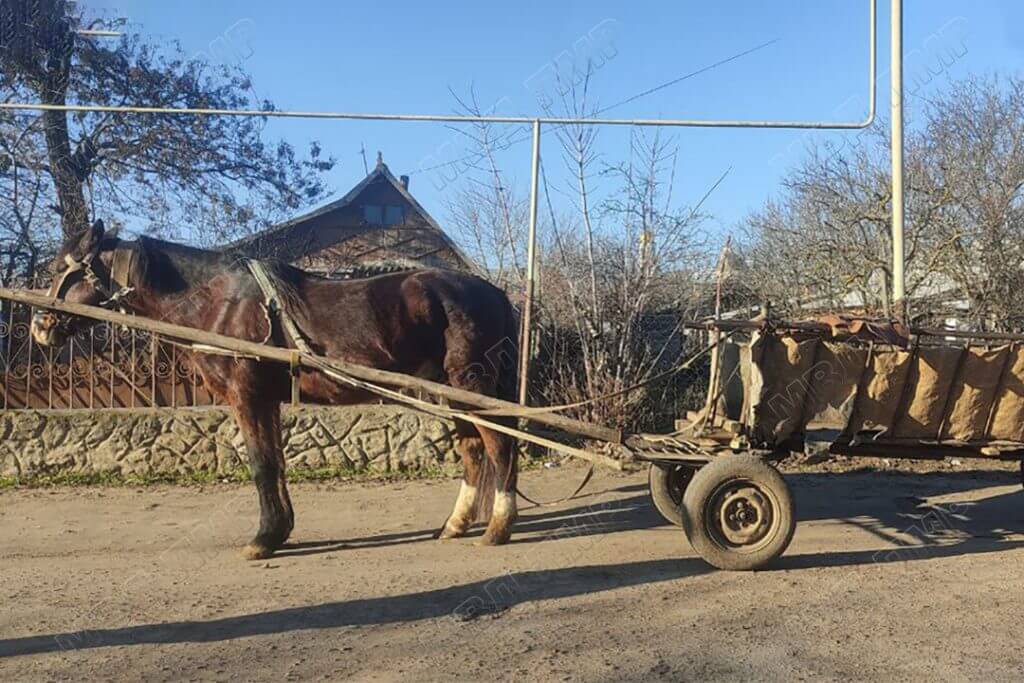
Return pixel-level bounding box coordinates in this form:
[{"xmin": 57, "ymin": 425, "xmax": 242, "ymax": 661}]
[{"xmin": 0, "ymin": 286, "xmax": 636, "ymax": 470}]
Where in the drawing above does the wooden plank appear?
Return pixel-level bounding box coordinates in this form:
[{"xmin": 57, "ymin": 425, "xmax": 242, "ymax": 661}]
[
  {"xmin": 720, "ymin": 418, "xmax": 744, "ymax": 435},
  {"xmin": 0, "ymin": 287, "xmax": 622, "ymax": 445}
]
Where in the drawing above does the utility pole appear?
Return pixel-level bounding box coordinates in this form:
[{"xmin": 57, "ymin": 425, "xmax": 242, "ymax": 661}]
[
  {"xmin": 517, "ymin": 120, "xmax": 541, "ymax": 405},
  {"xmin": 890, "ymin": 0, "xmax": 906, "ymax": 324}
]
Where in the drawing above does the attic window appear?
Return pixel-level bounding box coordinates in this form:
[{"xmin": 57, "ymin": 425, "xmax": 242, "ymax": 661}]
[{"xmin": 363, "ymin": 204, "xmax": 404, "ymax": 226}]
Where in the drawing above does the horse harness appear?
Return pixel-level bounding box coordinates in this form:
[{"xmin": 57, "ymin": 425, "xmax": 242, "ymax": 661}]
[
  {"xmin": 47, "ymin": 240, "xmax": 137, "ymax": 313},
  {"xmin": 245, "ymin": 259, "xmax": 314, "ymax": 356},
  {"xmin": 49, "ymin": 248, "xmax": 595, "ymax": 506}
]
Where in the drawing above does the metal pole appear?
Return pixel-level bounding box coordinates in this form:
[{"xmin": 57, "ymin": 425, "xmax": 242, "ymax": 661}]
[
  {"xmin": 0, "ymin": 0, "xmax": 878, "ymax": 131},
  {"xmin": 518, "ymin": 119, "xmax": 542, "ymax": 405},
  {"xmin": 890, "ymin": 0, "xmax": 906, "ymax": 322}
]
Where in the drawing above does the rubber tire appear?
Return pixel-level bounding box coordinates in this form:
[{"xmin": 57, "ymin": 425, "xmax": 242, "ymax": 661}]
[
  {"xmin": 648, "ymin": 463, "xmax": 694, "ymax": 527},
  {"xmin": 681, "ymin": 453, "xmax": 795, "ymax": 571}
]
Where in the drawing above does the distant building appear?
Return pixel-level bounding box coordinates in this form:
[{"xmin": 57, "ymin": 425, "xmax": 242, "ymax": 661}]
[{"xmin": 226, "ymin": 154, "xmax": 473, "ymax": 276}]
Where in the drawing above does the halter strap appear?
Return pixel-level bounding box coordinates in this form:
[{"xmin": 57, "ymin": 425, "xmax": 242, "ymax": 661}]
[{"xmin": 47, "ymin": 240, "xmax": 138, "ymax": 312}]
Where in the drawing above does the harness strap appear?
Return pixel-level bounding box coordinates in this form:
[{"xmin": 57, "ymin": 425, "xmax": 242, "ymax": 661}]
[{"xmin": 245, "ymin": 259, "xmax": 314, "ymax": 355}]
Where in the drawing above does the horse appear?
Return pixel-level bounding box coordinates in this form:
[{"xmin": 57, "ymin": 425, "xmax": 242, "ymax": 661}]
[{"xmin": 30, "ymin": 220, "xmax": 520, "ymax": 559}]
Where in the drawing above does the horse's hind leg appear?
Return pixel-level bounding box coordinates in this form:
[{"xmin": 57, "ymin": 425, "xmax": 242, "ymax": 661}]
[
  {"xmin": 441, "ymin": 327, "xmax": 517, "ymax": 544},
  {"xmin": 232, "ymin": 399, "xmax": 294, "ymax": 560},
  {"xmin": 475, "ymin": 425, "xmax": 517, "ymax": 546},
  {"xmin": 438, "ymin": 420, "xmax": 485, "ymax": 540}
]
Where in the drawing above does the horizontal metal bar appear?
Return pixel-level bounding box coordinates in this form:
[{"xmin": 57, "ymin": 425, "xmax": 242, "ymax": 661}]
[
  {"xmin": 684, "ymin": 319, "xmax": 1024, "ymax": 344},
  {"xmin": 913, "ymin": 327, "xmax": 1024, "ymax": 343},
  {"xmin": 75, "ymin": 29, "xmax": 122, "ymax": 37},
  {"xmin": 0, "ymin": 101, "xmax": 875, "ymax": 128},
  {"xmin": 1, "ymin": 0, "xmax": 877, "ymax": 131}
]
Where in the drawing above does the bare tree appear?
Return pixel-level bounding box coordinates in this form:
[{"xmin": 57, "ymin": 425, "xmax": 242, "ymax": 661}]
[
  {"xmin": 0, "ymin": 0, "xmax": 335, "ymax": 252},
  {"xmin": 920, "ymin": 75, "xmax": 1024, "ymax": 331},
  {"xmin": 537, "ymin": 122, "xmax": 710, "ymax": 430},
  {"xmin": 441, "ymin": 87, "xmax": 530, "ymax": 290},
  {"xmin": 0, "ymin": 109, "xmax": 54, "ymax": 285},
  {"xmin": 440, "ymin": 65, "xmax": 713, "ymax": 431},
  {"xmin": 739, "ymin": 124, "xmax": 949, "ymax": 319}
]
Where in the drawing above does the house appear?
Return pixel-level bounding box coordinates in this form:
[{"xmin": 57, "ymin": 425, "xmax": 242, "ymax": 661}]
[{"xmin": 225, "ymin": 154, "xmax": 473, "ymax": 276}]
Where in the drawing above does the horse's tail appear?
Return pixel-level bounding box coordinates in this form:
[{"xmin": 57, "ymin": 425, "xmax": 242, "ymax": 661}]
[{"xmin": 471, "ymin": 291, "xmax": 519, "ymax": 523}]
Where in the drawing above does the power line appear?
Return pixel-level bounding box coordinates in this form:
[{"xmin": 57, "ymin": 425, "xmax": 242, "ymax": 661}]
[{"xmin": 411, "ymin": 38, "xmax": 781, "ymax": 177}]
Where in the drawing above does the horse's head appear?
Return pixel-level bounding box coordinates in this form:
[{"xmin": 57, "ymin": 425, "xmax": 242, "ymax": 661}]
[{"xmin": 31, "ymin": 220, "xmax": 134, "ymax": 347}]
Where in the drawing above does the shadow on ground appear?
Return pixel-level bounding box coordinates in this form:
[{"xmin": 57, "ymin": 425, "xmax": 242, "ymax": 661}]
[
  {"xmin": 0, "ymin": 557, "xmax": 710, "ymax": 658},
  {"xmin": 2, "ymin": 470, "xmax": 1021, "ymax": 658}
]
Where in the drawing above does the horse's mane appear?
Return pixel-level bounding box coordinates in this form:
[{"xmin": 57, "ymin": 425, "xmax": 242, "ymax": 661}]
[{"xmin": 134, "ymin": 236, "xmax": 233, "ymax": 295}]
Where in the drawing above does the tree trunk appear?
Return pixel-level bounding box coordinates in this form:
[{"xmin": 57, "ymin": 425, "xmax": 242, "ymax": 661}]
[{"xmin": 39, "ymin": 93, "xmax": 88, "ymax": 237}]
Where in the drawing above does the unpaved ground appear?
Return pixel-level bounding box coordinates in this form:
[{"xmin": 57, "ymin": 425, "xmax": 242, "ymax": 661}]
[{"xmin": 2, "ymin": 461, "xmax": 1024, "ymax": 682}]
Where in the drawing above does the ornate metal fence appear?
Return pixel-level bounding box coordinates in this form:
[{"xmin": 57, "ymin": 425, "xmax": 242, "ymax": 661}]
[{"xmin": 0, "ymin": 299, "xmax": 218, "ymax": 410}]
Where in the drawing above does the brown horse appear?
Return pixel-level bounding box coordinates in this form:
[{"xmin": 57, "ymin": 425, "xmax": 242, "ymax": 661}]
[{"xmin": 30, "ymin": 221, "xmax": 520, "ymax": 559}]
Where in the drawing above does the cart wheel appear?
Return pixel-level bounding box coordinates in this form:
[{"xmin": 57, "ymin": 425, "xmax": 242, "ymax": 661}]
[
  {"xmin": 648, "ymin": 463, "xmax": 695, "ymax": 527},
  {"xmin": 681, "ymin": 453, "xmax": 795, "ymax": 571}
]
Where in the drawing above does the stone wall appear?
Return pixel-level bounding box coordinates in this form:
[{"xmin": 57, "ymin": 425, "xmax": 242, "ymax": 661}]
[{"xmin": 0, "ymin": 406, "xmax": 459, "ymax": 479}]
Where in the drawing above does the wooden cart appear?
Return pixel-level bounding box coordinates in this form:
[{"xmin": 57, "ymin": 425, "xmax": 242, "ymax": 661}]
[{"xmin": 640, "ymin": 320, "xmax": 1024, "ymax": 570}]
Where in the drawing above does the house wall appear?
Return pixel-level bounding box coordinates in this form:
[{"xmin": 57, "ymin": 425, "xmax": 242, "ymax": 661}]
[{"xmin": 296, "ymin": 182, "xmax": 464, "ymax": 273}]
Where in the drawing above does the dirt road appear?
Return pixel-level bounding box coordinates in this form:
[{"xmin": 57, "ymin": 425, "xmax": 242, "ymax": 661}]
[{"xmin": 2, "ymin": 462, "xmax": 1023, "ymax": 681}]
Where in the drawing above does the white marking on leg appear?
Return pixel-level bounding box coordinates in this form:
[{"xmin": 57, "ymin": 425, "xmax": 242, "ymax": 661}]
[
  {"xmin": 492, "ymin": 490, "xmax": 517, "ymax": 524},
  {"xmin": 444, "ymin": 480, "xmax": 477, "ymax": 534}
]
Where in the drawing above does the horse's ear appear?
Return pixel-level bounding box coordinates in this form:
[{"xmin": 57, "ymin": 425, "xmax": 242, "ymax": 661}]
[
  {"xmin": 70, "ymin": 220, "xmax": 105, "ymax": 259},
  {"xmin": 89, "ymin": 219, "xmax": 105, "ymax": 244}
]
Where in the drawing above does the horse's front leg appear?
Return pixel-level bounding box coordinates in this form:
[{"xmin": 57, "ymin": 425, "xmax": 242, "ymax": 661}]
[{"xmin": 232, "ymin": 399, "xmax": 294, "ymax": 560}]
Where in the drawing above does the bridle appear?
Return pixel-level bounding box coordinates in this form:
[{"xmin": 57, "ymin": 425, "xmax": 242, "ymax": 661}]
[{"xmin": 45, "ymin": 239, "xmax": 138, "ymax": 313}]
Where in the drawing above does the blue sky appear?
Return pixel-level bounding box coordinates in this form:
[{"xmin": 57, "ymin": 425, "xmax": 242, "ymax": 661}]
[{"xmin": 85, "ymin": 1, "xmax": 1022, "ymax": 242}]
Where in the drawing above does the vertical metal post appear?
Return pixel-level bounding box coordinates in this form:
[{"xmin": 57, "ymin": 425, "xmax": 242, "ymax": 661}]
[
  {"xmin": 68, "ymin": 339, "xmax": 74, "ymax": 408},
  {"xmin": 290, "ymin": 352, "xmax": 301, "ymax": 406},
  {"xmin": 890, "ymin": 0, "xmax": 906, "ymax": 322},
  {"xmin": 151, "ymin": 333, "xmax": 157, "ymax": 406},
  {"xmin": 518, "ymin": 119, "xmax": 542, "ymax": 405}
]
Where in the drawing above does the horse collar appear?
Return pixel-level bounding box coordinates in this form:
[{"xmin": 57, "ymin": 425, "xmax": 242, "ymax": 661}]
[
  {"xmin": 49, "ymin": 240, "xmax": 138, "ymax": 312},
  {"xmin": 102, "ymin": 243, "xmax": 138, "ymax": 311}
]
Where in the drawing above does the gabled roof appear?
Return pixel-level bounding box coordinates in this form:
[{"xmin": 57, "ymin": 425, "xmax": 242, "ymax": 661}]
[{"xmin": 224, "ymin": 157, "xmax": 473, "ymax": 271}]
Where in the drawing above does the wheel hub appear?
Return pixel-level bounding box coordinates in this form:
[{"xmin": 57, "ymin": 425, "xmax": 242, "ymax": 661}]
[{"xmin": 712, "ymin": 484, "xmax": 774, "ymax": 547}]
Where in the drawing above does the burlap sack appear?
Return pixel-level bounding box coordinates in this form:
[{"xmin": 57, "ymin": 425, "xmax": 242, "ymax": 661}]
[
  {"xmin": 852, "ymin": 348, "xmax": 913, "ymax": 434},
  {"xmin": 942, "ymin": 346, "xmax": 1010, "ymax": 442},
  {"xmin": 802, "ymin": 342, "xmax": 867, "ymax": 430},
  {"xmin": 751, "ymin": 335, "xmax": 819, "ymax": 443},
  {"xmin": 989, "ymin": 345, "xmax": 1024, "ymax": 442},
  {"xmin": 894, "ymin": 346, "xmax": 963, "ymax": 439}
]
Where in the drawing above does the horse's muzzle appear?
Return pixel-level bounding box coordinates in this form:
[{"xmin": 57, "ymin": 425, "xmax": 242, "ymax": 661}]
[{"xmin": 30, "ymin": 311, "xmax": 65, "ymax": 347}]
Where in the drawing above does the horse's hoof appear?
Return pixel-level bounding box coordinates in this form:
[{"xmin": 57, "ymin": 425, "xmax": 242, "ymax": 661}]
[
  {"xmin": 437, "ymin": 524, "xmax": 466, "ymax": 540},
  {"xmin": 242, "ymin": 542, "xmax": 274, "ymax": 560},
  {"xmin": 474, "ymin": 528, "xmax": 512, "ymax": 546}
]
